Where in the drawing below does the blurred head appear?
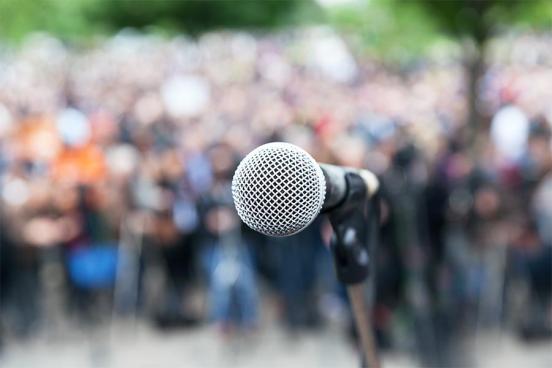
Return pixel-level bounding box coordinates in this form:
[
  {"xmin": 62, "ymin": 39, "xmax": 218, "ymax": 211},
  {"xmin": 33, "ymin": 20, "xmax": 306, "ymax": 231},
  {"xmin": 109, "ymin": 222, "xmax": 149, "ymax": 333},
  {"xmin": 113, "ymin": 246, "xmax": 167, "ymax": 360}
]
[{"xmin": 208, "ymin": 143, "xmax": 238, "ymax": 182}]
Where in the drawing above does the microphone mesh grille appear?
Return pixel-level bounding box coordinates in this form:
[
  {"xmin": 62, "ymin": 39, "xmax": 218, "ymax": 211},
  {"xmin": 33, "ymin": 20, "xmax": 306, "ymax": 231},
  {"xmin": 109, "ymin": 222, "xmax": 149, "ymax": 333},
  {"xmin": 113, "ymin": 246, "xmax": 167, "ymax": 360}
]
[{"xmin": 232, "ymin": 142, "xmax": 326, "ymax": 237}]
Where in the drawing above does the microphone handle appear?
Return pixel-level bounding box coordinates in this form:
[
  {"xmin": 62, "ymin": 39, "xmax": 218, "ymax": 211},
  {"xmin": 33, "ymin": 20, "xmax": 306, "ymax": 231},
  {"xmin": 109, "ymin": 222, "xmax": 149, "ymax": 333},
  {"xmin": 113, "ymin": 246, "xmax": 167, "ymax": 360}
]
[
  {"xmin": 320, "ymin": 164, "xmax": 380, "ymax": 211},
  {"xmin": 320, "ymin": 164, "xmax": 347, "ymax": 210}
]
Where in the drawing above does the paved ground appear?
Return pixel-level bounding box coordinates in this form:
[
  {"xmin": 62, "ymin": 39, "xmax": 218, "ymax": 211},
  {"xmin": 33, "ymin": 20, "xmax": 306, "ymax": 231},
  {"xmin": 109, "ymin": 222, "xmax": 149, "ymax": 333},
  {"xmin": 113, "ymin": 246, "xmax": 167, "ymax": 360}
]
[{"xmin": 1, "ymin": 320, "xmax": 551, "ymax": 368}]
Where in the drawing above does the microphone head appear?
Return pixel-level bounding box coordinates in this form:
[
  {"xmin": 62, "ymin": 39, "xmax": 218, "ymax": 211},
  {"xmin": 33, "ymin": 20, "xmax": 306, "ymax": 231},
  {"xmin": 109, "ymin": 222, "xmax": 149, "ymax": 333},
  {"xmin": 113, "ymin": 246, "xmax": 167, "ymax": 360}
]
[{"xmin": 232, "ymin": 142, "xmax": 326, "ymax": 237}]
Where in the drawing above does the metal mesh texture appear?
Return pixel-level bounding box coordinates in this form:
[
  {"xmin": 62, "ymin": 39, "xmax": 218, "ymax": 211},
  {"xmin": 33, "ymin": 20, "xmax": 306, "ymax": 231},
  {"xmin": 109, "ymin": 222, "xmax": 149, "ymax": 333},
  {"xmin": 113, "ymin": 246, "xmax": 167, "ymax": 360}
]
[{"xmin": 232, "ymin": 142, "xmax": 326, "ymax": 237}]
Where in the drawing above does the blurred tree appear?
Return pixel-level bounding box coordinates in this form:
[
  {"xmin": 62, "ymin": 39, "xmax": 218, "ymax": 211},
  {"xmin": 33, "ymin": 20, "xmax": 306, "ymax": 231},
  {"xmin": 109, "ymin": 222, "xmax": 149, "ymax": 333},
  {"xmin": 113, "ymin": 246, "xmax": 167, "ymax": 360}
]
[
  {"xmin": 329, "ymin": 0, "xmax": 552, "ymax": 150},
  {"xmin": 0, "ymin": 0, "xmax": 323, "ymax": 42},
  {"xmin": 0, "ymin": 0, "xmax": 94, "ymax": 41},
  {"xmin": 327, "ymin": 0, "xmax": 441, "ymax": 64},
  {"xmin": 409, "ymin": 0, "xmax": 552, "ymax": 149},
  {"xmin": 86, "ymin": 0, "xmax": 323, "ymax": 35}
]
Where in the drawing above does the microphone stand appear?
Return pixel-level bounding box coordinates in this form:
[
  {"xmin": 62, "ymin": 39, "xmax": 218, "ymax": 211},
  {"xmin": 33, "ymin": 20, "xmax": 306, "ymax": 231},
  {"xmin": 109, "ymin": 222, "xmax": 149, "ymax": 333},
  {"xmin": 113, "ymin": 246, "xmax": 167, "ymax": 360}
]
[{"xmin": 325, "ymin": 172, "xmax": 381, "ymax": 368}]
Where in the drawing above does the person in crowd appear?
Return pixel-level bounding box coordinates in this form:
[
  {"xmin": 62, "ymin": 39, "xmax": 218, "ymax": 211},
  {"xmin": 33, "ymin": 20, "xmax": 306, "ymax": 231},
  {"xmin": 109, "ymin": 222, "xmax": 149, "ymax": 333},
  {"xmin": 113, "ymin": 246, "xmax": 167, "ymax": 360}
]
[{"xmin": 199, "ymin": 143, "xmax": 259, "ymax": 334}]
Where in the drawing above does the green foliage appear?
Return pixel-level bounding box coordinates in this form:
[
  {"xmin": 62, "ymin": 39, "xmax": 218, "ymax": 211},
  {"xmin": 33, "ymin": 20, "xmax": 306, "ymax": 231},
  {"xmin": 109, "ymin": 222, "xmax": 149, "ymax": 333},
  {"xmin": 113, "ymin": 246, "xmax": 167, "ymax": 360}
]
[
  {"xmin": 0, "ymin": 0, "xmax": 95, "ymax": 42},
  {"xmin": 0, "ymin": 0, "xmax": 323, "ymax": 43},
  {"xmin": 328, "ymin": 0, "xmax": 442, "ymax": 62},
  {"xmin": 327, "ymin": 0, "xmax": 552, "ymax": 61},
  {"xmin": 0, "ymin": 0, "xmax": 550, "ymax": 60},
  {"xmin": 410, "ymin": 0, "xmax": 552, "ymax": 45},
  {"xmin": 502, "ymin": 0, "xmax": 552, "ymax": 29},
  {"xmin": 95, "ymin": 0, "xmax": 322, "ymax": 33}
]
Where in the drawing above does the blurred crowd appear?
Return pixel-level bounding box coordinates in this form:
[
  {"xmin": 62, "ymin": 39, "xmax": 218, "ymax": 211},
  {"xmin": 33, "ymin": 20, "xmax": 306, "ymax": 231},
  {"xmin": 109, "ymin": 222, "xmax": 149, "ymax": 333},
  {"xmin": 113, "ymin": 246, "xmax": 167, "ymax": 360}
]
[{"xmin": 0, "ymin": 29, "xmax": 551, "ymax": 366}]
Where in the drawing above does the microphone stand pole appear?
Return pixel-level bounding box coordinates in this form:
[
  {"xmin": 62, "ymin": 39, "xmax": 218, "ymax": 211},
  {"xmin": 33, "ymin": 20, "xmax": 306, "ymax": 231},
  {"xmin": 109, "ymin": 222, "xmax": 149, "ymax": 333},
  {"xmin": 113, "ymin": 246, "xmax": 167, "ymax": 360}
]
[
  {"xmin": 347, "ymin": 283, "xmax": 379, "ymax": 368},
  {"xmin": 325, "ymin": 172, "xmax": 381, "ymax": 368}
]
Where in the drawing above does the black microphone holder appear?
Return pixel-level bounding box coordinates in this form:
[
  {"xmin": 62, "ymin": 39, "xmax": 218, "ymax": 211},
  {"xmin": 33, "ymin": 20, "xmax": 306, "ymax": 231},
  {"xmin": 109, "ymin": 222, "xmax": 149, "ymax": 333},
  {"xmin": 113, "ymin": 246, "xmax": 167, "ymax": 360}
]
[{"xmin": 324, "ymin": 172, "xmax": 381, "ymax": 368}]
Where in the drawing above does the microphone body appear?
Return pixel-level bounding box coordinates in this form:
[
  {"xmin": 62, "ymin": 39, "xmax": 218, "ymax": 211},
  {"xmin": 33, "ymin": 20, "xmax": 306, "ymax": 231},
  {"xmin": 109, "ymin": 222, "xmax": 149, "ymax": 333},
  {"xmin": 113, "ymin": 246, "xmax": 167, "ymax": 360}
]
[{"xmin": 231, "ymin": 142, "xmax": 379, "ymax": 237}]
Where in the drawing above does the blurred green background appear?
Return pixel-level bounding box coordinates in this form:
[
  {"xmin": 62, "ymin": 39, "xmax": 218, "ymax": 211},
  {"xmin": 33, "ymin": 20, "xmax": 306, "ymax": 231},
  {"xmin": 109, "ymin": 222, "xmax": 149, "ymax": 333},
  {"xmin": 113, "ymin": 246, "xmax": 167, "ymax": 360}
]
[{"xmin": 2, "ymin": 0, "xmax": 551, "ymax": 50}]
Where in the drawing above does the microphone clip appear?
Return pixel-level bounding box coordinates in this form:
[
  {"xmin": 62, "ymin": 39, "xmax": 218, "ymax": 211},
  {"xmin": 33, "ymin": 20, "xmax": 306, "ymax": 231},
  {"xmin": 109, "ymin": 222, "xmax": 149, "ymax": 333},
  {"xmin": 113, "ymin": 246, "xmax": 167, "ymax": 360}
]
[{"xmin": 327, "ymin": 172, "xmax": 380, "ymax": 285}]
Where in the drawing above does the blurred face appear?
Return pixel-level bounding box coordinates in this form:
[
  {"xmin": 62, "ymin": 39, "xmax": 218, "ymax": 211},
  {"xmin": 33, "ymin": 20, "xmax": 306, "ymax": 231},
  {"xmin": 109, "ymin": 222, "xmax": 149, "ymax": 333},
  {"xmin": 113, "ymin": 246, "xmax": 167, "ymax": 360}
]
[
  {"xmin": 205, "ymin": 206, "xmax": 239, "ymax": 235},
  {"xmin": 161, "ymin": 149, "xmax": 183, "ymax": 181},
  {"xmin": 474, "ymin": 187, "xmax": 500, "ymax": 219},
  {"xmin": 155, "ymin": 213, "xmax": 179, "ymax": 244},
  {"xmin": 528, "ymin": 136, "xmax": 552, "ymax": 173},
  {"xmin": 210, "ymin": 145, "xmax": 235, "ymax": 180},
  {"xmin": 25, "ymin": 178, "xmax": 52, "ymax": 210},
  {"xmin": 53, "ymin": 184, "xmax": 79, "ymax": 213},
  {"xmin": 446, "ymin": 152, "xmax": 473, "ymax": 182}
]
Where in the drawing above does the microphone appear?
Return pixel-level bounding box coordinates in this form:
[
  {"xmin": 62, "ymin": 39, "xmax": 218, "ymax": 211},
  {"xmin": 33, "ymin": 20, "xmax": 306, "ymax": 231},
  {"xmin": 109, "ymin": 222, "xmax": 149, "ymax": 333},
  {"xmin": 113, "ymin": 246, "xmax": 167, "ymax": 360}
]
[{"xmin": 231, "ymin": 142, "xmax": 379, "ymax": 237}]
